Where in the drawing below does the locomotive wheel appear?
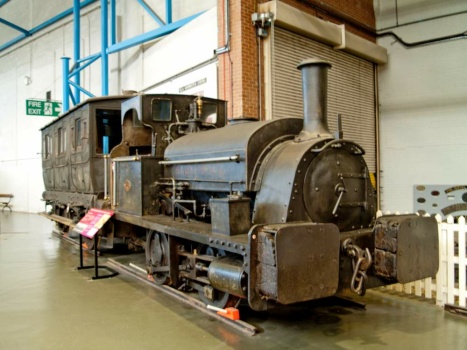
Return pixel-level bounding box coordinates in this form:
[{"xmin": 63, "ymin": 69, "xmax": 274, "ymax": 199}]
[
  {"xmin": 148, "ymin": 232, "xmax": 169, "ymax": 285},
  {"xmin": 198, "ymin": 288, "xmax": 240, "ymax": 309},
  {"xmin": 197, "ymin": 245, "xmax": 240, "ymax": 309}
]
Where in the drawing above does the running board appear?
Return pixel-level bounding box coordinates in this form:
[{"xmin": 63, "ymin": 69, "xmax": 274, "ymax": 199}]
[{"xmin": 38, "ymin": 212, "xmax": 76, "ymax": 229}]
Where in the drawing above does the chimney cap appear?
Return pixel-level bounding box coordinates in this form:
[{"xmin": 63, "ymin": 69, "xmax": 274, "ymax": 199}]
[{"xmin": 297, "ymin": 58, "xmax": 332, "ymax": 70}]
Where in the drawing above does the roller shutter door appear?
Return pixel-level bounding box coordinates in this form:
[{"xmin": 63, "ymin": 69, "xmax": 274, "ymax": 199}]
[{"xmin": 271, "ymin": 27, "xmax": 376, "ymax": 172}]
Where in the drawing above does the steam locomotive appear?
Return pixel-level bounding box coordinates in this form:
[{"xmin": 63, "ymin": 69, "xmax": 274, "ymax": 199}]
[{"xmin": 41, "ymin": 59, "xmax": 439, "ymax": 311}]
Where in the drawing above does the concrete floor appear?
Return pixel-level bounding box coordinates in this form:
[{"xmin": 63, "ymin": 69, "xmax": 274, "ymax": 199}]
[{"xmin": 0, "ymin": 212, "xmax": 466, "ymax": 350}]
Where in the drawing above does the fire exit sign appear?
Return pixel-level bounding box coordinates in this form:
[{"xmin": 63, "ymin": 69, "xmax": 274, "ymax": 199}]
[{"xmin": 26, "ymin": 99, "xmax": 62, "ymax": 117}]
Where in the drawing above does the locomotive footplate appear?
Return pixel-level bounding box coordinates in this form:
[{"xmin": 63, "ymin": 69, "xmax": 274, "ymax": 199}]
[{"xmin": 248, "ymin": 222, "xmax": 340, "ymax": 311}]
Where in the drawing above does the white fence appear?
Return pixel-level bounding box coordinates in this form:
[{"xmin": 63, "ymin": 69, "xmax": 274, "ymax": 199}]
[{"xmin": 380, "ymin": 211, "xmax": 467, "ymax": 308}]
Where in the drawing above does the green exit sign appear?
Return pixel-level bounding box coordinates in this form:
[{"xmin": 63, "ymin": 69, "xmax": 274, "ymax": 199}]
[{"xmin": 26, "ymin": 99, "xmax": 62, "ymax": 117}]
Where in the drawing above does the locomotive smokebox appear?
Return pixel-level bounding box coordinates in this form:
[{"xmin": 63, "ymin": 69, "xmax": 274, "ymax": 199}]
[{"xmin": 296, "ymin": 58, "xmax": 333, "ymax": 141}]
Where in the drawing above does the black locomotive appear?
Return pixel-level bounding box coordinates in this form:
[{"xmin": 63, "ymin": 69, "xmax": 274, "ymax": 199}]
[{"xmin": 41, "ymin": 59, "xmax": 439, "ymax": 310}]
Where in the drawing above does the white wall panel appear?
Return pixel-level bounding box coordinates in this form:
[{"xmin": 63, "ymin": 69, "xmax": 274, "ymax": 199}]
[
  {"xmin": 377, "ymin": 10, "xmax": 467, "ymax": 213},
  {"xmin": 141, "ymin": 7, "xmax": 217, "ymax": 91},
  {"xmin": 375, "ymin": 0, "xmax": 467, "ymax": 30},
  {"xmin": 0, "ymin": 43, "xmax": 57, "ymax": 212},
  {"xmin": 145, "ymin": 62, "xmax": 218, "ymax": 98}
]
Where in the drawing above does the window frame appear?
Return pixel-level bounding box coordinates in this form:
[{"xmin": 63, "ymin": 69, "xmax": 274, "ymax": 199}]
[{"xmin": 151, "ymin": 98, "xmax": 172, "ymax": 122}]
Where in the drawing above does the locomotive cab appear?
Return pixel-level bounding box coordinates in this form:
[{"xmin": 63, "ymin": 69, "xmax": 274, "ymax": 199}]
[{"xmin": 110, "ymin": 95, "xmax": 227, "ymax": 217}]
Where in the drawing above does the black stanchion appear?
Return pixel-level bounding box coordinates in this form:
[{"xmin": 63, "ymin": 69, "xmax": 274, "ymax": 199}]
[{"xmin": 77, "ymin": 234, "xmax": 118, "ymax": 280}]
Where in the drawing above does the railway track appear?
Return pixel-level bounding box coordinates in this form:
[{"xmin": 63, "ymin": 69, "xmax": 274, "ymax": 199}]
[
  {"xmin": 52, "ymin": 229, "xmax": 258, "ymax": 336},
  {"xmin": 105, "ymin": 257, "xmax": 258, "ymax": 336}
]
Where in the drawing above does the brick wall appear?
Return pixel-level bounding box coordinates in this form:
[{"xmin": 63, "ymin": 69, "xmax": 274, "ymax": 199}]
[
  {"xmin": 282, "ymin": 0, "xmax": 376, "ymax": 41},
  {"xmin": 217, "ymin": 0, "xmax": 376, "ymax": 119}
]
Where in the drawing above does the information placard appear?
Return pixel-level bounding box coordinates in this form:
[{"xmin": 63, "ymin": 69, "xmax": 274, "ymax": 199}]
[{"xmin": 71, "ymin": 208, "xmax": 114, "ymax": 239}]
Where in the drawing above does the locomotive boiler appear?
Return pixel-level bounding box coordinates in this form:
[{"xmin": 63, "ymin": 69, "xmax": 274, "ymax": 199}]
[{"xmin": 41, "ymin": 58, "xmax": 439, "ymax": 312}]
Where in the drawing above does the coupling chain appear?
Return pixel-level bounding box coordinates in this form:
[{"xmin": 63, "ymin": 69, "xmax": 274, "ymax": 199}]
[{"xmin": 342, "ymin": 238, "xmax": 372, "ymax": 296}]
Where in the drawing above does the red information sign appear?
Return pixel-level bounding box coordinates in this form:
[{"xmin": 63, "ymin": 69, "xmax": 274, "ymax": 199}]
[{"xmin": 71, "ymin": 208, "xmax": 114, "ymax": 239}]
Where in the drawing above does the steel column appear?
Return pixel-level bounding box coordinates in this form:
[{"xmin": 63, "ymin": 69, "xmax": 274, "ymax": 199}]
[
  {"xmin": 62, "ymin": 57, "xmax": 71, "ymax": 112},
  {"xmin": 73, "ymin": 0, "xmax": 81, "ymax": 104},
  {"xmin": 110, "ymin": 0, "xmax": 117, "ymax": 45},
  {"xmin": 166, "ymin": 0, "xmax": 172, "ymax": 24},
  {"xmin": 101, "ymin": 0, "xmax": 109, "ymax": 96}
]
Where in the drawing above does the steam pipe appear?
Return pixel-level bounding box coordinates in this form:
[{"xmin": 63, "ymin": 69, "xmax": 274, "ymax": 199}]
[{"xmin": 296, "ymin": 58, "xmax": 333, "ymax": 141}]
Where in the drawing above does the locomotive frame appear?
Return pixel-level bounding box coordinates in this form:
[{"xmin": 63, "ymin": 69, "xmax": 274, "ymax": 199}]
[{"xmin": 41, "ymin": 59, "xmax": 439, "ymax": 312}]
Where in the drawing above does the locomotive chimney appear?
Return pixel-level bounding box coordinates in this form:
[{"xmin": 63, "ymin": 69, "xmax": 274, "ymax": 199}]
[{"xmin": 296, "ymin": 58, "xmax": 333, "ymax": 141}]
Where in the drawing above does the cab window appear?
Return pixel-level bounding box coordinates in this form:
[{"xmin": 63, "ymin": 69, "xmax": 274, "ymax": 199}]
[
  {"xmin": 201, "ymin": 102, "xmax": 218, "ymax": 124},
  {"xmin": 151, "ymin": 99, "xmax": 172, "ymax": 121}
]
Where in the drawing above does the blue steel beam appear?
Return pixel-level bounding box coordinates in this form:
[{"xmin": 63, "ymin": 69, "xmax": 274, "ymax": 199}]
[
  {"xmin": 69, "ymin": 80, "xmax": 95, "ymax": 98},
  {"xmin": 69, "ymin": 89, "xmax": 77, "ymax": 106},
  {"xmin": 107, "ymin": 11, "xmax": 203, "ymax": 54},
  {"xmin": 54, "ymin": 1, "xmax": 198, "ymax": 111},
  {"xmin": 30, "ymin": 0, "xmax": 97, "ymax": 35},
  {"xmin": 0, "ymin": 0, "xmax": 98, "ymax": 52},
  {"xmin": 0, "ymin": 0, "xmax": 10, "ymax": 8},
  {"xmin": 0, "ymin": 18, "xmax": 30, "ymax": 36},
  {"xmin": 137, "ymin": 0, "xmax": 165, "ymax": 26},
  {"xmin": 76, "ymin": 52, "xmax": 101, "ymax": 64},
  {"xmin": 69, "ymin": 54, "xmax": 100, "ymax": 78}
]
